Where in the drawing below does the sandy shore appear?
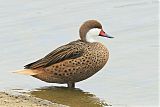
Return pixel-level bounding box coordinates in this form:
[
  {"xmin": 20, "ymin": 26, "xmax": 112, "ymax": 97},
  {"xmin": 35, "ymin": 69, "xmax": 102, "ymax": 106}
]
[{"xmin": 0, "ymin": 92, "xmax": 66, "ymax": 107}]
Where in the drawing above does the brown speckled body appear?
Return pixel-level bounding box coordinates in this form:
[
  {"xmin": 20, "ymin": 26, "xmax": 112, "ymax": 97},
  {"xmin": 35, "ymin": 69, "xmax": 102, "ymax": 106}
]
[
  {"xmin": 33, "ymin": 41, "xmax": 109, "ymax": 83},
  {"xmin": 22, "ymin": 20, "xmax": 112, "ymax": 88}
]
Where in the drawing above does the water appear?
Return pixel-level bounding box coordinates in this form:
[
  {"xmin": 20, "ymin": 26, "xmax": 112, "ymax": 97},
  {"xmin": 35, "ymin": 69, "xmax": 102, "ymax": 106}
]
[
  {"xmin": 0, "ymin": 0, "xmax": 158, "ymax": 106},
  {"xmin": 30, "ymin": 86, "xmax": 110, "ymax": 107}
]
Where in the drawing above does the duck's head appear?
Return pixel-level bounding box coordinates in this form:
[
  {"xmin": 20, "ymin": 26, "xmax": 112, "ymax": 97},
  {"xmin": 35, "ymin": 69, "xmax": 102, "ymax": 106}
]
[{"xmin": 79, "ymin": 20, "xmax": 113, "ymax": 42}]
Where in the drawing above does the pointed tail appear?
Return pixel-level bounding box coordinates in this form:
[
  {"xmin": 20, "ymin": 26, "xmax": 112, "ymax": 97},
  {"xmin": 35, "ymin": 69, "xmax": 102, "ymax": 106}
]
[{"xmin": 13, "ymin": 69, "xmax": 38, "ymax": 75}]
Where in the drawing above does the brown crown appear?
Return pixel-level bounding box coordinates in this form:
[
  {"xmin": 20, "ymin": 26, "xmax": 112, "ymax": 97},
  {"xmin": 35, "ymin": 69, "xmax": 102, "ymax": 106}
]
[{"xmin": 79, "ymin": 20, "xmax": 102, "ymax": 42}]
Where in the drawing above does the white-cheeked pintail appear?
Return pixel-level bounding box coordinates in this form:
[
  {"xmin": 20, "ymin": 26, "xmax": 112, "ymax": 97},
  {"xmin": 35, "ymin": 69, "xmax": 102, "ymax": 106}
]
[{"xmin": 16, "ymin": 20, "xmax": 114, "ymax": 88}]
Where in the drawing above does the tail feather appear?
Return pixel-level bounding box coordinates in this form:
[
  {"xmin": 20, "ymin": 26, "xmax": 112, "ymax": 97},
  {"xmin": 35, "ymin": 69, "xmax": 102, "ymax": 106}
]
[{"xmin": 13, "ymin": 69, "xmax": 38, "ymax": 75}]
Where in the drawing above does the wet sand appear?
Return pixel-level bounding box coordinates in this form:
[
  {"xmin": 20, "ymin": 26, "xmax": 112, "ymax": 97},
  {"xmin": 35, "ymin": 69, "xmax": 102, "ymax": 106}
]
[{"xmin": 0, "ymin": 92, "xmax": 65, "ymax": 107}]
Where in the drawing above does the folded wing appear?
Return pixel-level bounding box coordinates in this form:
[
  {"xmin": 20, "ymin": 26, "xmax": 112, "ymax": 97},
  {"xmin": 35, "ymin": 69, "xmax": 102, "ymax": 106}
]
[{"xmin": 24, "ymin": 40, "xmax": 85, "ymax": 69}]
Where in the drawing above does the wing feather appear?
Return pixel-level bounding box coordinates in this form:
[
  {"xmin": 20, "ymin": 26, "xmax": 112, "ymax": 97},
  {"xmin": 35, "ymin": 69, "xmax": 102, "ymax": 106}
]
[{"xmin": 24, "ymin": 40, "xmax": 85, "ymax": 69}]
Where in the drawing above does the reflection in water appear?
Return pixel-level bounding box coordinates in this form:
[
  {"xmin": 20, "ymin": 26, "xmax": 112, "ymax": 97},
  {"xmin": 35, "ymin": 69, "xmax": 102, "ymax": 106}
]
[{"xmin": 30, "ymin": 86, "xmax": 110, "ymax": 107}]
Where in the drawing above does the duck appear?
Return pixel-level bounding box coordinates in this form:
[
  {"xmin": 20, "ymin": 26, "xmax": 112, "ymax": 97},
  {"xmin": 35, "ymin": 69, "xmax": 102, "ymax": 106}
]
[{"xmin": 16, "ymin": 20, "xmax": 113, "ymax": 88}]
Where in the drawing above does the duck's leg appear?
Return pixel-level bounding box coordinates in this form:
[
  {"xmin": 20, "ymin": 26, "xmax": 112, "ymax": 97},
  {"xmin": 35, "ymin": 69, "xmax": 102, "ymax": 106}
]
[{"xmin": 67, "ymin": 82, "xmax": 75, "ymax": 88}]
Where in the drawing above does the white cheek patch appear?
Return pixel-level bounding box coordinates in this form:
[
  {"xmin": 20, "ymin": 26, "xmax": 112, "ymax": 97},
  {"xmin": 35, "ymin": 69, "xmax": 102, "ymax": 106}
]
[{"xmin": 86, "ymin": 28, "xmax": 101, "ymax": 42}]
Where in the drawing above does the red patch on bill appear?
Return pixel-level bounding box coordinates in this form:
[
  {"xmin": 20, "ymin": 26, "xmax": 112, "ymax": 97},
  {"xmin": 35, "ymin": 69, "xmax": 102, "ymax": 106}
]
[{"xmin": 99, "ymin": 29, "xmax": 106, "ymax": 36}]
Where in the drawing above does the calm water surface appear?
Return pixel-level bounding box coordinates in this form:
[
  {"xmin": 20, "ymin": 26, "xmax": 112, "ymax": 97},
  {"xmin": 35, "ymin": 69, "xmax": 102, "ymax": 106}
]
[
  {"xmin": 0, "ymin": 0, "xmax": 158, "ymax": 106},
  {"xmin": 30, "ymin": 86, "xmax": 109, "ymax": 107}
]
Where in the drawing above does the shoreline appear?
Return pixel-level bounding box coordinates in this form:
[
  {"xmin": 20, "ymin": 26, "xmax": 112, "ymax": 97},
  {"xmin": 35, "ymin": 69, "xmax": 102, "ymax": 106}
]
[{"xmin": 0, "ymin": 91, "xmax": 66, "ymax": 107}]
